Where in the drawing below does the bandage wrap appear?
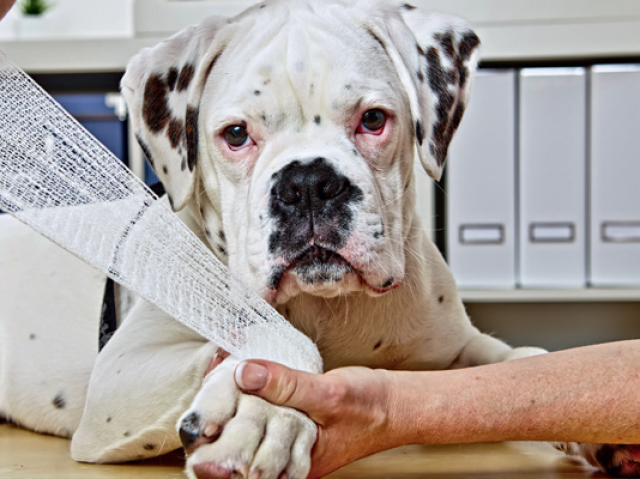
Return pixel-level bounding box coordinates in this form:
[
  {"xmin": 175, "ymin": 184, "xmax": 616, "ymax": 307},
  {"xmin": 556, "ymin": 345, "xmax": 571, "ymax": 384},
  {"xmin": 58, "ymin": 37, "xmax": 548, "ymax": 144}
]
[{"xmin": 0, "ymin": 51, "xmax": 322, "ymax": 374}]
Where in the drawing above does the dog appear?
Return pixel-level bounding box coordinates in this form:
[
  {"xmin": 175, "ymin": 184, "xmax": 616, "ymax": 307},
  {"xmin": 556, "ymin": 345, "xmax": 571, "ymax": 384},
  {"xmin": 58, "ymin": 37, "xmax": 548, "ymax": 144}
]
[{"xmin": 0, "ymin": 1, "xmax": 633, "ymax": 478}]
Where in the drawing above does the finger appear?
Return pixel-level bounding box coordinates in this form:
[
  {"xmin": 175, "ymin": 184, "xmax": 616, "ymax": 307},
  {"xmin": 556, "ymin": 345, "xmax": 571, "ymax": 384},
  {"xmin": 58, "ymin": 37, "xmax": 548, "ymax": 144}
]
[{"xmin": 234, "ymin": 360, "xmax": 333, "ymax": 423}]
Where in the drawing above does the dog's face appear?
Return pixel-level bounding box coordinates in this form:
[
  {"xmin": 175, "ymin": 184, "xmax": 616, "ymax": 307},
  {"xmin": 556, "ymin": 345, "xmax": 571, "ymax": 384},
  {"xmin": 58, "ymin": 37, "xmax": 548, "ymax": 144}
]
[{"xmin": 122, "ymin": 0, "xmax": 479, "ymax": 304}]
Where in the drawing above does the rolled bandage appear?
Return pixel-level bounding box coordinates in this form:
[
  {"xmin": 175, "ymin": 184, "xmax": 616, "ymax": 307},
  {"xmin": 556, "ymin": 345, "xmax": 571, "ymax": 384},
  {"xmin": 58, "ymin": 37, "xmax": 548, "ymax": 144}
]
[{"xmin": 0, "ymin": 51, "xmax": 322, "ymax": 374}]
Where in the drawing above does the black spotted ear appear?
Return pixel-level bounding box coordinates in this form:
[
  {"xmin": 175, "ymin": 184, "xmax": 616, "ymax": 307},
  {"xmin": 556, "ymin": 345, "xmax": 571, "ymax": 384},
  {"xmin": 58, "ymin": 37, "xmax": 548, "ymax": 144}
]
[
  {"xmin": 367, "ymin": 4, "xmax": 480, "ymax": 181},
  {"xmin": 121, "ymin": 15, "xmax": 229, "ymax": 211}
]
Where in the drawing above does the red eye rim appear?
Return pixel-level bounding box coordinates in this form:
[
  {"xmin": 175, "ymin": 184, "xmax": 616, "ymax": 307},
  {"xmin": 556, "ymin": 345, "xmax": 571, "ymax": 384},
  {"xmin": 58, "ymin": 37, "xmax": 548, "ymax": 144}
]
[{"xmin": 357, "ymin": 109, "xmax": 387, "ymax": 135}]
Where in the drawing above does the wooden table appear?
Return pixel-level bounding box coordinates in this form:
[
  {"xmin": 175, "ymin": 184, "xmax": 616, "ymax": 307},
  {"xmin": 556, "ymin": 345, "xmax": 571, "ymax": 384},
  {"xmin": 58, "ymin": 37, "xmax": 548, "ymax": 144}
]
[{"xmin": 0, "ymin": 423, "xmax": 600, "ymax": 478}]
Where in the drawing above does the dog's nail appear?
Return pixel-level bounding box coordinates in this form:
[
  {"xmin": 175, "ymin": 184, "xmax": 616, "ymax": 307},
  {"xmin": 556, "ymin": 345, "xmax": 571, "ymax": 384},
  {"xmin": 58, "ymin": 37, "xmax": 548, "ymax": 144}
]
[
  {"xmin": 203, "ymin": 423, "xmax": 219, "ymax": 438},
  {"xmin": 235, "ymin": 362, "xmax": 268, "ymax": 391}
]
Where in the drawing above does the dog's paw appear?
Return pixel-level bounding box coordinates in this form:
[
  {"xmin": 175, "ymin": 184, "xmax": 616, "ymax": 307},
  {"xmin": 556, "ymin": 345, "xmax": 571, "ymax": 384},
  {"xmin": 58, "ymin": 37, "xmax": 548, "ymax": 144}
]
[
  {"xmin": 555, "ymin": 442, "xmax": 640, "ymax": 477},
  {"xmin": 178, "ymin": 356, "xmax": 317, "ymax": 479}
]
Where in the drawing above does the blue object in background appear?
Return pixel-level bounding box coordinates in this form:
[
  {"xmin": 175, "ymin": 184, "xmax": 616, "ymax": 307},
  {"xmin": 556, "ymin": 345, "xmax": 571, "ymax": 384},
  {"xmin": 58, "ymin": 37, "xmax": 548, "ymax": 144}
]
[
  {"xmin": 145, "ymin": 159, "xmax": 160, "ymax": 185},
  {"xmin": 53, "ymin": 93, "xmax": 128, "ymax": 165}
]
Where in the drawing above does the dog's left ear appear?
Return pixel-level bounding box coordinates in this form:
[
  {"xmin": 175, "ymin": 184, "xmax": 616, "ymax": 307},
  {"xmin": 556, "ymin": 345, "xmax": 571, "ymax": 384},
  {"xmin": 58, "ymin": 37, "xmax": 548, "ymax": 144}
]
[
  {"xmin": 121, "ymin": 16, "xmax": 231, "ymax": 211},
  {"xmin": 366, "ymin": 3, "xmax": 480, "ymax": 181}
]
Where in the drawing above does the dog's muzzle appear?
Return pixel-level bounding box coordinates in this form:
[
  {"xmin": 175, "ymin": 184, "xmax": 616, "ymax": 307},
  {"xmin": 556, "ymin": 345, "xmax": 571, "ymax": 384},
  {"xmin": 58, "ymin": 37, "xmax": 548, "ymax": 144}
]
[{"xmin": 267, "ymin": 157, "xmax": 363, "ymax": 289}]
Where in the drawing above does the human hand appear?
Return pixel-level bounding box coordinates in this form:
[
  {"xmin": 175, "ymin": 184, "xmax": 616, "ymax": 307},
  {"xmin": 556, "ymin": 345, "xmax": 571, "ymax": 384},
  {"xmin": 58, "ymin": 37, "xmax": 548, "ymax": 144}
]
[{"xmin": 234, "ymin": 360, "xmax": 398, "ymax": 478}]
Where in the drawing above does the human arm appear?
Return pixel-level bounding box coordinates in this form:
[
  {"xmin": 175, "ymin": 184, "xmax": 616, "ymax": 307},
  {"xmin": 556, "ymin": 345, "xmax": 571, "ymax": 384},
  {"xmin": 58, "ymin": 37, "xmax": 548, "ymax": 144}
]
[{"xmin": 235, "ymin": 340, "xmax": 640, "ymax": 478}]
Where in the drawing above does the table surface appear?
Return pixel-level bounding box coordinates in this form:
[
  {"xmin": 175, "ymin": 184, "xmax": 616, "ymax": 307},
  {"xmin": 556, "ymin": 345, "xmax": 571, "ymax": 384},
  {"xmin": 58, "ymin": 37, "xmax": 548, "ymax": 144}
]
[{"xmin": 0, "ymin": 423, "xmax": 602, "ymax": 478}]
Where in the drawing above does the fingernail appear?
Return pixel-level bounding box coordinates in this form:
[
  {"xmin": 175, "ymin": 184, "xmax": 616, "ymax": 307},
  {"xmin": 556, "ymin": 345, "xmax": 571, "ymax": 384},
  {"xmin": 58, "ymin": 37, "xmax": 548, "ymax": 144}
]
[{"xmin": 236, "ymin": 362, "xmax": 268, "ymax": 391}]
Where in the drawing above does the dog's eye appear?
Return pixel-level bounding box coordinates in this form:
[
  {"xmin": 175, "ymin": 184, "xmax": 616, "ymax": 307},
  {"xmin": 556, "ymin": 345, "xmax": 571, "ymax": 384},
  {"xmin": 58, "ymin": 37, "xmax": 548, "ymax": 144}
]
[
  {"xmin": 360, "ymin": 109, "xmax": 386, "ymax": 133},
  {"xmin": 223, "ymin": 125, "xmax": 249, "ymax": 147}
]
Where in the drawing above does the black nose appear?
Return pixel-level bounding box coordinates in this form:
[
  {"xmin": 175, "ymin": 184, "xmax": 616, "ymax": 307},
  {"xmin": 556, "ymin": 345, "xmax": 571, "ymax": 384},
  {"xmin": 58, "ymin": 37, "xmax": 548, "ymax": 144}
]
[
  {"xmin": 273, "ymin": 157, "xmax": 350, "ymax": 207},
  {"xmin": 268, "ymin": 157, "xmax": 363, "ymax": 258}
]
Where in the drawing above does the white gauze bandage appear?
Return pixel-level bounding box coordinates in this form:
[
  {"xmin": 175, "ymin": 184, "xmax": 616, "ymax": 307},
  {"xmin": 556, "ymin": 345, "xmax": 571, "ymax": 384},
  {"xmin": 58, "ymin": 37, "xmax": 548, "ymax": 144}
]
[{"xmin": 0, "ymin": 52, "xmax": 322, "ymax": 374}]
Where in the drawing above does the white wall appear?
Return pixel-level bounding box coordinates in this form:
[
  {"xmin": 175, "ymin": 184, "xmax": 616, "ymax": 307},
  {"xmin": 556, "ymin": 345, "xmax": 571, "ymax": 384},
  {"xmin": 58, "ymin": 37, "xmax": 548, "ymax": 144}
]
[{"xmin": 0, "ymin": 0, "xmax": 133, "ymax": 40}]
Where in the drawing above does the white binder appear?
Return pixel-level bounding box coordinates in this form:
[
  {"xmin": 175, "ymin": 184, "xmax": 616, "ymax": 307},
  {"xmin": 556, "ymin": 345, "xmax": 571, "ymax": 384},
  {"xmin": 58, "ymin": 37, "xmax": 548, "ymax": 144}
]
[
  {"xmin": 590, "ymin": 64, "xmax": 640, "ymax": 286},
  {"xmin": 518, "ymin": 67, "xmax": 587, "ymax": 288},
  {"xmin": 446, "ymin": 69, "xmax": 516, "ymax": 288}
]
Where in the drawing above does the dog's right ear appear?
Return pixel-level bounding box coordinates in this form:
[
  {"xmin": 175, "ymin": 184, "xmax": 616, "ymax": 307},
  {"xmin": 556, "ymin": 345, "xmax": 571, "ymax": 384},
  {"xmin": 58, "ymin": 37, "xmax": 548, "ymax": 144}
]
[{"xmin": 121, "ymin": 16, "xmax": 229, "ymax": 211}]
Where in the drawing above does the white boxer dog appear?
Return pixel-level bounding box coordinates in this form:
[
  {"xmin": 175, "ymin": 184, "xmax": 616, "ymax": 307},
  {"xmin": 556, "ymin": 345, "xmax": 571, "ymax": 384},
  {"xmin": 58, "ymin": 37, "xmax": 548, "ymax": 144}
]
[{"xmin": 0, "ymin": 1, "xmax": 629, "ymax": 478}]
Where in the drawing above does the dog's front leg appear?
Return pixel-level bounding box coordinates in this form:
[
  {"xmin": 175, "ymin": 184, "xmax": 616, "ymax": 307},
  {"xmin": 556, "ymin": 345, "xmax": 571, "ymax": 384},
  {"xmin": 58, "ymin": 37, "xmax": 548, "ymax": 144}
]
[
  {"xmin": 450, "ymin": 330, "xmax": 547, "ymax": 369},
  {"xmin": 71, "ymin": 299, "xmax": 218, "ymax": 463}
]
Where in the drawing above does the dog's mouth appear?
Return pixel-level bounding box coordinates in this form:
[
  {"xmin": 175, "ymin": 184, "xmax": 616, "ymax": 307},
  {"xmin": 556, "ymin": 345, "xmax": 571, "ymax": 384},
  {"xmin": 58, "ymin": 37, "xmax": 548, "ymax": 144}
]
[
  {"xmin": 289, "ymin": 246, "xmax": 354, "ymax": 285},
  {"xmin": 268, "ymin": 245, "xmax": 399, "ymax": 302}
]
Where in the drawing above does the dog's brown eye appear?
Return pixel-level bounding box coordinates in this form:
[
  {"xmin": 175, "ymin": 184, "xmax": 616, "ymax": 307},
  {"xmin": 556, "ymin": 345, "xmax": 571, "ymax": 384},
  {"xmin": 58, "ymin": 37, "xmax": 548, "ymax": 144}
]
[
  {"xmin": 223, "ymin": 125, "xmax": 249, "ymax": 147},
  {"xmin": 360, "ymin": 109, "xmax": 386, "ymax": 132}
]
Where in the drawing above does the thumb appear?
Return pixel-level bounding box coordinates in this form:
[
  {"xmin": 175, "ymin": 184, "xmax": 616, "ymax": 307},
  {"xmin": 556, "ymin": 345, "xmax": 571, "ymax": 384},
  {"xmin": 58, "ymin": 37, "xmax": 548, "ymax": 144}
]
[{"xmin": 235, "ymin": 360, "xmax": 326, "ymax": 422}]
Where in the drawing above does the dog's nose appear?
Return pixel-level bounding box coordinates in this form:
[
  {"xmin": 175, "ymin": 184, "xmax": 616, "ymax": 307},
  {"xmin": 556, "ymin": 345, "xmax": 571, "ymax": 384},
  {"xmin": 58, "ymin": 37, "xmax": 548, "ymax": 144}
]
[{"xmin": 273, "ymin": 157, "xmax": 350, "ymax": 207}]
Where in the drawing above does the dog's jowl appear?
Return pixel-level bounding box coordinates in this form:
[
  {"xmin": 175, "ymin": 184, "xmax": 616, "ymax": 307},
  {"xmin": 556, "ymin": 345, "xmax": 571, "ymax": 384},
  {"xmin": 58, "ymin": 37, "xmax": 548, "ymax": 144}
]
[{"xmin": 0, "ymin": 1, "xmax": 623, "ymax": 479}]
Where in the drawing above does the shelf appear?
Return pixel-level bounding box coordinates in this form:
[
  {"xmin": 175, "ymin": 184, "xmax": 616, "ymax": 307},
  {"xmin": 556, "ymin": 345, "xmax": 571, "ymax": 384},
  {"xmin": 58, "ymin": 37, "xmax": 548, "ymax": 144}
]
[{"xmin": 459, "ymin": 287, "xmax": 640, "ymax": 303}]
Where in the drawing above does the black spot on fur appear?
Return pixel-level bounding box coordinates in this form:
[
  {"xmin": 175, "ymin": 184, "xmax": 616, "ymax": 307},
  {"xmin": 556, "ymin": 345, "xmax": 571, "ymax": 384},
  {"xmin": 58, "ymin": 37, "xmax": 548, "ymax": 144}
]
[
  {"xmin": 373, "ymin": 340, "xmax": 383, "ymax": 350},
  {"xmin": 268, "ymin": 264, "xmax": 288, "ymax": 291},
  {"xmin": 416, "ymin": 120, "xmax": 425, "ymax": 146},
  {"xmin": 107, "ymin": 417, "xmax": 112, "ymax": 423},
  {"xmin": 185, "ymin": 106, "xmax": 199, "ymax": 172},
  {"xmin": 166, "ymin": 67, "xmax": 179, "ymax": 91},
  {"xmin": 219, "ymin": 230, "xmax": 226, "ymax": 242},
  {"xmin": 144, "ymin": 443, "xmax": 156, "ymax": 451},
  {"xmin": 352, "ymin": 148, "xmax": 358, "ymax": 156},
  {"xmin": 366, "ymin": 29, "xmax": 386, "ymax": 51},
  {"xmin": 402, "ymin": 3, "xmax": 416, "ymax": 9},
  {"xmin": 314, "ymin": 115, "xmax": 321, "ymax": 125},
  {"xmin": 162, "ymin": 165, "xmax": 168, "ymax": 175},
  {"xmin": 436, "ymin": 31, "xmax": 455, "ymax": 60},
  {"xmin": 52, "ymin": 392, "xmax": 66, "ymax": 409},
  {"xmin": 177, "ymin": 64, "xmax": 195, "ymax": 92},
  {"xmin": 417, "ymin": 70, "xmax": 425, "ymax": 83},
  {"xmin": 143, "ymin": 74, "xmax": 171, "ymax": 133},
  {"xmin": 203, "ymin": 52, "xmax": 222, "ymax": 84},
  {"xmin": 344, "ymin": 84, "xmax": 352, "ymax": 90},
  {"xmin": 458, "ymin": 31, "xmax": 481, "ymax": 61},
  {"xmin": 438, "ymin": 295, "xmax": 445, "ymax": 303},
  {"xmin": 136, "ymin": 134, "xmax": 155, "ymax": 169},
  {"xmin": 254, "ymin": 90, "xmax": 261, "ymax": 96},
  {"xmin": 123, "ymin": 431, "xmax": 131, "ymax": 437},
  {"xmin": 29, "ymin": 333, "xmax": 36, "ymax": 340},
  {"xmin": 204, "ymin": 228, "xmax": 211, "ymax": 237},
  {"xmin": 218, "ymin": 245, "xmax": 227, "ymax": 256},
  {"xmin": 424, "ymin": 44, "xmax": 468, "ymax": 166},
  {"xmin": 179, "ymin": 412, "xmax": 201, "ymax": 450},
  {"xmin": 167, "ymin": 118, "xmax": 184, "ymax": 150}
]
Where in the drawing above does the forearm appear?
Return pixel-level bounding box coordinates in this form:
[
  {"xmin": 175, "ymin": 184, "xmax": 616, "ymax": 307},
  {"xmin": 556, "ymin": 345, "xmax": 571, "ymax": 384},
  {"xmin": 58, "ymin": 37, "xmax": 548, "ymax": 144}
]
[{"xmin": 387, "ymin": 340, "xmax": 640, "ymax": 446}]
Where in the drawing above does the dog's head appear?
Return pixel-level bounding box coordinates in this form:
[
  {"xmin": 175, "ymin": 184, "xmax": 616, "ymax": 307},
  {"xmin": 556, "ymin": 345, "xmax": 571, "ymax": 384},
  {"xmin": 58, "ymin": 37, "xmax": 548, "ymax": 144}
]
[{"xmin": 122, "ymin": 0, "xmax": 479, "ymax": 304}]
